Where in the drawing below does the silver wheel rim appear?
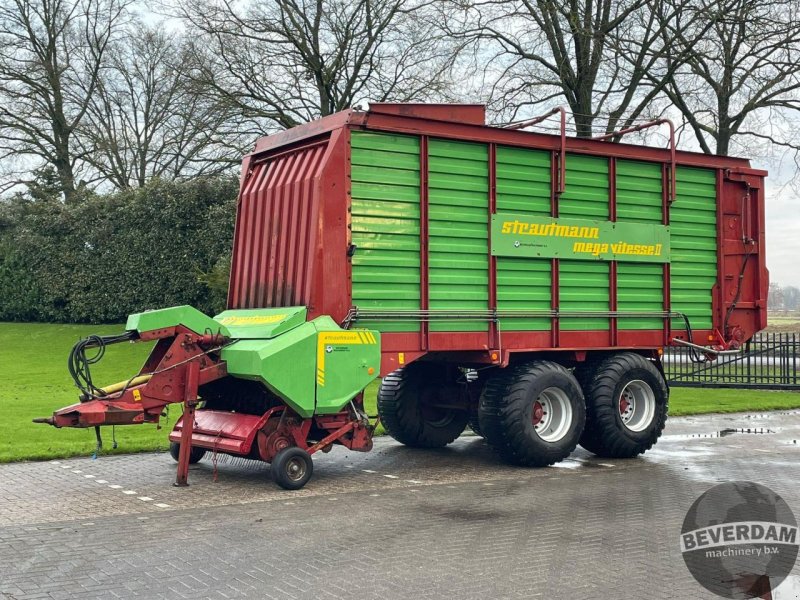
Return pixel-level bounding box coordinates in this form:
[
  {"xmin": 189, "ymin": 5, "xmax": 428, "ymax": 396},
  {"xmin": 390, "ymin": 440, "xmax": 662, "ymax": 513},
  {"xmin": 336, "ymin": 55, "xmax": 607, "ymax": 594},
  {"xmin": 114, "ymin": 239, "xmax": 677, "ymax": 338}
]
[
  {"xmin": 285, "ymin": 456, "xmax": 307, "ymax": 482},
  {"xmin": 619, "ymin": 380, "xmax": 656, "ymax": 432},
  {"xmin": 531, "ymin": 386, "xmax": 573, "ymax": 442}
]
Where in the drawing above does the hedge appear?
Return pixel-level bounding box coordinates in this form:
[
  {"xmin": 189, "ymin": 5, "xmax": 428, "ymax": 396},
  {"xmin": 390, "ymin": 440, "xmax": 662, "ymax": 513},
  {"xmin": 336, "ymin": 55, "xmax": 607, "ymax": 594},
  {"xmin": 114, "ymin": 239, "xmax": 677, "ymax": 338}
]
[{"xmin": 0, "ymin": 176, "xmax": 238, "ymax": 323}]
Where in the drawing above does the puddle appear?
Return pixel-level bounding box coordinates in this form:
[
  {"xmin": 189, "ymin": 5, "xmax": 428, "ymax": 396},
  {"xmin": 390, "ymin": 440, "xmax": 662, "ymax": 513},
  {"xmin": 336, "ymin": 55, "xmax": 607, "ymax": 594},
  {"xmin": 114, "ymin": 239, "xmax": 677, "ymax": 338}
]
[{"xmin": 662, "ymin": 428, "xmax": 776, "ymax": 441}]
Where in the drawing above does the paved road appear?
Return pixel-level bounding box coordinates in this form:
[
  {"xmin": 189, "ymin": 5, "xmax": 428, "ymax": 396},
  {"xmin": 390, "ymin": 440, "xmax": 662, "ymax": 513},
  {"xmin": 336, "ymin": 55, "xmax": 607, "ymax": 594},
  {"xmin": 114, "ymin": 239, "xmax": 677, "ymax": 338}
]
[{"xmin": 1, "ymin": 410, "xmax": 799, "ymax": 599}]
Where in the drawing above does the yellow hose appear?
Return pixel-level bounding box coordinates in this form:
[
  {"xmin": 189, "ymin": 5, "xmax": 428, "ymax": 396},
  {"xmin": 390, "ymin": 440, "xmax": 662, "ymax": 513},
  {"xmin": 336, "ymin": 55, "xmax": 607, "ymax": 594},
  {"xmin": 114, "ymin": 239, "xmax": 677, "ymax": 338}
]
[{"xmin": 99, "ymin": 374, "xmax": 152, "ymax": 395}]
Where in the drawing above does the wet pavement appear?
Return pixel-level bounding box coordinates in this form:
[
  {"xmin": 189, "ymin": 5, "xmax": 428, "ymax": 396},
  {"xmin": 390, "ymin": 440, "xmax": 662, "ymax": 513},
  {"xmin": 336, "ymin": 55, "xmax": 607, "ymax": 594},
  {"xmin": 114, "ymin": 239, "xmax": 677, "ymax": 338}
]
[{"xmin": 1, "ymin": 410, "xmax": 799, "ymax": 599}]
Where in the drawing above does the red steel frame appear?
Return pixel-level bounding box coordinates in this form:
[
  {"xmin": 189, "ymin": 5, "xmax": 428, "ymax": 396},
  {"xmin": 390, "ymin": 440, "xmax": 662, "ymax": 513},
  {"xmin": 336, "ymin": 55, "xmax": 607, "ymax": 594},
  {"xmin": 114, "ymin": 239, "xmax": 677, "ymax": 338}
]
[{"xmin": 229, "ymin": 104, "xmax": 769, "ymax": 376}]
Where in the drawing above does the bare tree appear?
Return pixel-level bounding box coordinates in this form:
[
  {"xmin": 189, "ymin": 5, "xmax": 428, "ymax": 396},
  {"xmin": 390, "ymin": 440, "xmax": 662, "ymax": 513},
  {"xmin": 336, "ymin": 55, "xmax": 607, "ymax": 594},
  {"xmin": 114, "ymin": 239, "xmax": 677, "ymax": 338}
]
[
  {"xmin": 0, "ymin": 0, "xmax": 129, "ymax": 201},
  {"xmin": 659, "ymin": 0, "xmax": 800, "ymax": 156},
  {"xmin": 443, "ymin": 0, "xmax": 691, "ymax": 136},
  {"xmin": 172, "ymin": 0, "xmax": 462, "ymax": 130},
  {"xmin": 79, "ymin": 22, "xmax": 248, "ymax": 189}
]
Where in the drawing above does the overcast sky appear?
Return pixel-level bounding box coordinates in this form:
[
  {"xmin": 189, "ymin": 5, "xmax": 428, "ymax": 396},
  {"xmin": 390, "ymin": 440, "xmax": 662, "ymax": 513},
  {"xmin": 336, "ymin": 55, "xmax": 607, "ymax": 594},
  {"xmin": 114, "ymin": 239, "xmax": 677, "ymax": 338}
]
[
  {"xmin": 765, "ymin": 186, "xmax": 798, "ymax": 289},
  {"xmin": 755, "ymin": 154, "xmax": 800, "ymax": 289}
]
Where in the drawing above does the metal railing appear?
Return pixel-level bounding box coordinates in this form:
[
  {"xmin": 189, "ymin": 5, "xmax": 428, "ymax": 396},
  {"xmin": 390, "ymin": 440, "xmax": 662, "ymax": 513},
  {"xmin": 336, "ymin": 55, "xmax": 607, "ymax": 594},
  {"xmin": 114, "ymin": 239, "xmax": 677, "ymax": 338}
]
[{"xmin": 663, "ymin": 332, "xmax": 800, "ymax": 390}]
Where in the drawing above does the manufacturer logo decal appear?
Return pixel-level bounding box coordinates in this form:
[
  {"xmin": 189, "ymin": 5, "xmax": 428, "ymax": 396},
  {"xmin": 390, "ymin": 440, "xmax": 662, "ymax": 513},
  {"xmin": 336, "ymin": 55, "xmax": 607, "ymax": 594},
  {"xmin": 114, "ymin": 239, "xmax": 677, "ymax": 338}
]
[{"xmin": 680, "ymin": 481, "xmax": 798, "ymax": 598}]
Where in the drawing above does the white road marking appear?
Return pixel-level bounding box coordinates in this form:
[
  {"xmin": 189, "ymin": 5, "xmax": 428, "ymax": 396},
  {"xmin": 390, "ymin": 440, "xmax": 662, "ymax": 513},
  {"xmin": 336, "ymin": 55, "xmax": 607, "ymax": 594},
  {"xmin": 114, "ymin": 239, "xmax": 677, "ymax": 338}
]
[
  {"xmin": 284, "ymin": 502, "xmax": 295, "ymax": 505},
  {"xmin": 362, "ymin": 469, "xmax": 377, "ymax": 473},
  {"xmin": 54, "ymin": 462, "xmax": 175, "ymax": 514},
  {"xmin": 383, "ymin": 474, "xmax": 399, "ymax": 479},
  {"xmin": 369, "ymin": 494, "xmax": 380, "ymax": 497},
  {"xmin": 405, "ymin": 480, "xmax": 423, "ymax": 484}
]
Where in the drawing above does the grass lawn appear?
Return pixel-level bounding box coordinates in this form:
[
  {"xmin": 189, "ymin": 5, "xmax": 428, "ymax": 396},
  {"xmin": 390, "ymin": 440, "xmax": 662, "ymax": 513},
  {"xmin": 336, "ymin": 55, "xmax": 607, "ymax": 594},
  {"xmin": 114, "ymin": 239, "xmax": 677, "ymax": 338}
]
[
  {"xmin": 766, "ymin": 314, "xmax": 800, "ymax": 333},
  {"xmin": 668, "ymin": 387, "xmax": 800, "ymax": 416},
  {"xmin": 2, "ymin": 322, "xmax": 799, "ymax": 463}
]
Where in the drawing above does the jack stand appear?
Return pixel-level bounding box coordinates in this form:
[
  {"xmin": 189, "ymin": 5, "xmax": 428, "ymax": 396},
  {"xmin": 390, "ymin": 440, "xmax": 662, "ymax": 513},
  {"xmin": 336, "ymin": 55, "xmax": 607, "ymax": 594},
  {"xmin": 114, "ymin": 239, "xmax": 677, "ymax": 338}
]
[{"xmin": 174, "ymin": 360, "xmax": 199, "ymax": 487}]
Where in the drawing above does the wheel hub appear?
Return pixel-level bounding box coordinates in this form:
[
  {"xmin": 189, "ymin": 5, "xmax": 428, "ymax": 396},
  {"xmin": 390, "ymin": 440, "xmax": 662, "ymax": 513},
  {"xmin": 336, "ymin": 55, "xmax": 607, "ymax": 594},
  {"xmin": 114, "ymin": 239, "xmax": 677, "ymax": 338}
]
[
  {"xmin": 286, "ymin": 457, "xmax": 306, "ymax": 481},
  {"xmin": 618, "ymin": 380, "xmax": 656, "ymax": 432},
  {"xmin": 619, "ymin": 392, "xmax": 632, "ymax": 418},
  {"xmin": 532, "ymin": 401, "xmax": 545, "ymax": 426},
  {"xmin": 530, "ymin": 387, "xmax": 572, "ymax": 443}
]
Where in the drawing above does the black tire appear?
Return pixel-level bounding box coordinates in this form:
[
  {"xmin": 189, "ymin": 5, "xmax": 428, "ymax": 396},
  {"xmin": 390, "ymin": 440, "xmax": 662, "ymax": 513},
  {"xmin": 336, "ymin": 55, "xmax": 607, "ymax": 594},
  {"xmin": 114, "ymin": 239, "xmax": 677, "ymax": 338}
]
[
  {"xmin": 478, "ymin": 361, "xmax": 585, "ymax": 467},
  {"xmin": 377, "ymin": 363, "xmax": 469, "ymax": 448},
  {"xmin": 468, "ymin": 410, "xmax": 483, "ymax": 437},
  {"xmin": 168, "ymin": 441, "xmax": 206, "ymax": 464},
  {"xmin": 271, "ymin": 447, "xmax": 313, "ymax": 490},
  {"xmin": 578, "ymin": 353, "xmax": 669, "ymax": 458}
]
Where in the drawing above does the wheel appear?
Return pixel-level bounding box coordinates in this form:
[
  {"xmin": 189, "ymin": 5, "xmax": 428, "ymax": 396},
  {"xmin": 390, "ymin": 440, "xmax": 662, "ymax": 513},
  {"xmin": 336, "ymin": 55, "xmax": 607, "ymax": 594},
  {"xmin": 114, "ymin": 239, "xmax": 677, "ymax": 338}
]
[
  {"xmin": 168, "ymin": 441, "xmax": 207, "ymax": 464},
  {"xmin": 377, "ymin": 363, "xmax": 469, "ymax": 448},
  {"xmin": 271, "ymin": 447, "xmax": 313, "ymax": 490},
  {"xmin": 478, "ymin": 361, "xmax": 585, "ymax": 467},
  {"xmin": 578, "ymin": 352, "xmax": 669, "ymax": 458}
]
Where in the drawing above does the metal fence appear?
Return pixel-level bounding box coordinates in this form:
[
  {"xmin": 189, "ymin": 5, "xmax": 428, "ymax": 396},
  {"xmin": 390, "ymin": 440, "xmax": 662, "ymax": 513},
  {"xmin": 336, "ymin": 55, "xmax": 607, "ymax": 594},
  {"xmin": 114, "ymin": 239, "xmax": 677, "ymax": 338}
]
[{"xmin": 663, "ymin": 332, "xmax": 800, "ymax": 390}]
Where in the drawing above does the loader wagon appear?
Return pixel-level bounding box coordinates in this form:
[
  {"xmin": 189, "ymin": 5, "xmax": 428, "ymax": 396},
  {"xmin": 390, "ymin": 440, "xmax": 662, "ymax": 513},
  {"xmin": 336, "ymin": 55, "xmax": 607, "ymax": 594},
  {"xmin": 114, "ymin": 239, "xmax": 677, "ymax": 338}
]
[{"xmin": 37, "ymin": 103, "xmax": 768, "ymax": 489}]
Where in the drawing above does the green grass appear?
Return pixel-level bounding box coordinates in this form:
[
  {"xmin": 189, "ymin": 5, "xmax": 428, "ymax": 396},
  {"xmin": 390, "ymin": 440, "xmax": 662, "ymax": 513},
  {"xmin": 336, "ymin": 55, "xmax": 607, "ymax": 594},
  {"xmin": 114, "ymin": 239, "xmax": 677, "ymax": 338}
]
[
  {"xmin": 1, "ymin": 322, "xmax": 798, "ymax": 462},
  {"xmin": 668, "ymin": 387, "xmax": 800, "ymax": 416},
  {"xmin": 0, "ymin": 322, "xmax": 166, "ymax": 462}
]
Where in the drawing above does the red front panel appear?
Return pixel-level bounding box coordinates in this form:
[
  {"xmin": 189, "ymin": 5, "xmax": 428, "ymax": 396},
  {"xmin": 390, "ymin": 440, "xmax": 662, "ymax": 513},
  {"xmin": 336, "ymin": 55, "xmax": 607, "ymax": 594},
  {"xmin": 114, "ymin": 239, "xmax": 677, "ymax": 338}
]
[{"xmin": 228, "ymin": 139, "xmax": 330, "ymax": 310}]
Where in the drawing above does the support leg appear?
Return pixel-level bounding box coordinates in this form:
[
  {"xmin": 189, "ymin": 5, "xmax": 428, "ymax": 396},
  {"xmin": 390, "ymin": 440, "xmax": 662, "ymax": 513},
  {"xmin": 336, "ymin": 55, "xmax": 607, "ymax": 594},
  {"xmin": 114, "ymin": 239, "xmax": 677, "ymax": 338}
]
[{"xmin": 174, "ymin": 360, "xmax": 199, "ymax": 487}]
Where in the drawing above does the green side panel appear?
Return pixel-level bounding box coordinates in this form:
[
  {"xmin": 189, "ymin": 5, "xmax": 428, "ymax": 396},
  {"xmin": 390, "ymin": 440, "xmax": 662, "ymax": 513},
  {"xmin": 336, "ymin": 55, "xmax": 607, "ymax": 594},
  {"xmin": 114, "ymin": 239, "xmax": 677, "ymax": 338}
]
[
  {"xmin": 616, "ymin": 160, "xmax": 665, "ymax": 330},
  {"xmin": 350, "ymin": 131, "xmax": 420, "ymax": 332},
  {"xmin": 495, "ymin": 146, "xmax": 551, "ymax": 216},
  {"xmin": 670, "ymin": 167, "xmax": 718, "ymax": 331},
  {"xmin": 126, "ymin": 305, "xmax": 229, "ymax": 337},
  {"xmin": 560, "ymin": 154, "xmax": 609, "ymax": 220},
  {"xmin": 213, "ymin": 307, "xmax": 307, "ymax": 339},
  {"xmin": 618, "ymin": 263, "xmax": 664, "ymax": 330},
  {"xmin": 616, "ymin": 160, "xmax": 663, "ymax": 223},
  {"xmin": 495, "ymin": 145, "xmax": 551, "ymax": 331},
  {"xmin": 559, "ymin": 155, "xmax": 609, "ymax": 330},
  {"xmin": 560, "ymin": 260, "xmax": 609, "ymax": 330},
  {"xmin": 222, "ymin": 322, "xmax": 318, "ymax": 418},
  {"xmin": 428, "ymin": 138, "xmax": 489, "ymax": 332},
  {"xmin": 313, "ymin": 319, "xmax": 381, "ymax": 415},
  {"xmin": 222, "ymin": 316, "xmax": 381, "ymax": 418}
]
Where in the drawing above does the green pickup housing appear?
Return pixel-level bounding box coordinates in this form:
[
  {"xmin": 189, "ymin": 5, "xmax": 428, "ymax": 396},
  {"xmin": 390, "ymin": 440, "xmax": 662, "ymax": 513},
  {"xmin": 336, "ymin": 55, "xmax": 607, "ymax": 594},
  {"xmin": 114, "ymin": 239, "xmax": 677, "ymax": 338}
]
[{"xmin": 126, "ymin": 305, "xmax": 381, "ymax": 418}]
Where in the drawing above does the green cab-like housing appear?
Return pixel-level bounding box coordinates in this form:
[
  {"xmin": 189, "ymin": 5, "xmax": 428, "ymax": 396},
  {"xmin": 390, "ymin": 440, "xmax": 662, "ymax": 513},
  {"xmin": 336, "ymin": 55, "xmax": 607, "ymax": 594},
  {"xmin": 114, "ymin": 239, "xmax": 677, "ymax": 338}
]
[{"xmin": 125, "ymin": 305, "xmax": 380, "ymax": 419}]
